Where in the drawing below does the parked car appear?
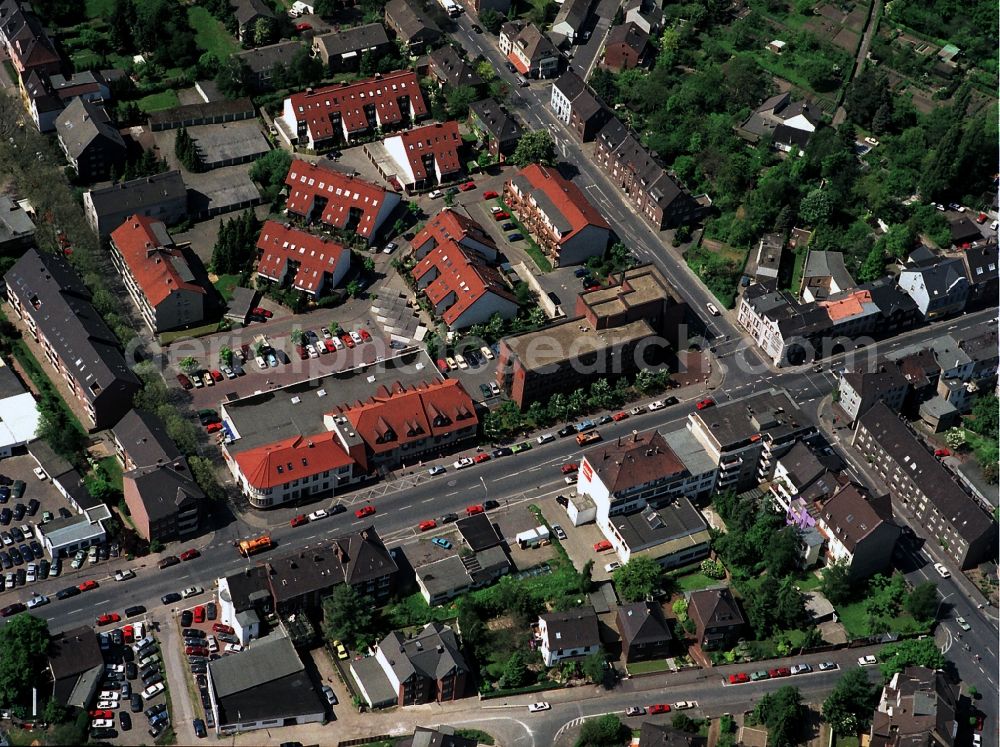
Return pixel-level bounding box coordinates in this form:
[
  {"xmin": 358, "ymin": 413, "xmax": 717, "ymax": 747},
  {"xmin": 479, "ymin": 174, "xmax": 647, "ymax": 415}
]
[
  {"xmin": 728, "ymin": 672, "xmax": 750, "ymax": 684},
  {"xmin": 527, "ymin": 702, "xmax": 550, "ymax": 712},
  {"xmin": 355, "ymin": 505, "xmax": 376, "ymax": 518},
  {"xmin": 432, "ymin": 537, "xmax": 452, "ymax": 549},
  {"xmin": 933, "ymin": 562, "xmax": 951, "ymax": 578},
  {"xmin": 857, "ymin": 655, "xmax": 877, "ymax": 666},
  {"xmin": 649, "ymin": 704, "xmax": 671, "ymax": 714},
  {"xmin": 695, "ymin": 398, "xmax": 715, "ymax": 410}
]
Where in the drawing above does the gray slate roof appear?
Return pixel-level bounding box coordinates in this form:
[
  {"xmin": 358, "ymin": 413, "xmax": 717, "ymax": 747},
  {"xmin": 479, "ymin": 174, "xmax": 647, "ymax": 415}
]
[
  {"xmin": 127, "ymin": 463, "xmax": 204, "ymax": 522},
  {"xmin": 314, "ymin": 23, "xmax": 389, "ymax": 57},
  {"xmin": 378, "ymin": 622, "xmax": 469, "ymax": 683},
  {"xmin": 235, "ymin": 40, "xmax": 304, "ymax": 74},
  {"xmin": 540, "ymin": 605, "xmax": 600, "ymax": 649},
  {"xmin": 55, "ymin": 98, "xmax": 125, "ymax": 160},
  {"xmin": 85, "ymin": 171, "xmax": 187, "ymax": 220},
  {"xmin": 210, "ymin": 630, "xmax": 302, "ymax": 699},
  {"xmin": 113, "ymin": 409, "xmax": 181, "ymax": 467}
]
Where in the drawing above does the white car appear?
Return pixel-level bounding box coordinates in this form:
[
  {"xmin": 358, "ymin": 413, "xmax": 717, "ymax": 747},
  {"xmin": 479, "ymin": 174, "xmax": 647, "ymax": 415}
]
[
  {"xmin": 648, "ymin": 400, "xmax": 666, "ymax": 411},
  {"xmin": 105, "ymin": 664, "xmax": 124, "ymax": 674},
  {"xmin": 933, "ymin": 562, "xmax": 951, "ymax": 578},
  {"xmin": 527, "ymin": 702, "xmax": 550, "ymax": 713},
  {"xmin": 350, "ymin": 330, "xmax": 363, "ymax": 344},
  {"xmin": 536, "ymin": 433, "xmax": 554, "ymax": 444},
  {"xmin": 480, "ymin": 345, "xmax": 495, "ymax": 361},
  {"xmin": 32, "ymin": 466, "xmax": 47, "ymax": 480},
  {"xmin": 307, "ymin": 509, "xmax": 328, "ymax": 522},
  {"xmin": 429, "ymin": 189, "xmax": 443, "ymax": 199},
  {"xmin": 453, "ymin": 457, "xmax": 474, "ymax": 470},
  {"xmin": 858, "ymin": 655, "xmax": 877, "ymax": 666},
  {"xmin": 331, "ymin": 336, "xmax": 345, "ymax": 350},
  {"xmin": 306, "ymin": 343, "xmax": 319, "ymax": 358},
  {"xmin": 182, "ymin": 586, "xmax": 203, "ymax": 599},
  {"xmin": 97, "ymin": 700, "xmax": 118, "ymax": 710},
  {"xmin": 818, "ymin": 661, "xmax": 837, "ymax": 671},
  {"xmin": 98, "ymin": 690, "xmax": 120, "ymax": 700},
  {"xmin": 91, "ymin": 719, "xmax": 113, "ymax": 728},
  {"xmin": 225, "ymin": 642, "xmax": 244, "ymax": 653},
  {"xmin": 428, "ymin": 465, "xmax": 446, "ymax": 476},
  {"xmin": 564, "ymin": 475, "xmax": 577, "ymax": 485},
  {"xmin": 604, "ymin": 561, "xmax": 622, "ymax": 573},
  {"xmin": 26, "ymin": 594, "xmax": 49, "ymax": 609},
  {"xmin": 455, "ymin": 354, "xmax": 468, "ymax": 369},
  {"xmin": 790, "ymin": 663, "xmax": 812, "ymax": 675},
  {"xmin": 114, "ymin": 569, "xmax": 135, "ymax": 582},
  {"xmin": 673, "ymin": 701, "xmax": 696, "ymax": 710},
  {"xmin": 142, "ymin": 682, "xmax": 165, "ymax": 700},
  {"xmin": 956, "ymin": 615, "xmax": 971, "ymax": 631},
  {"xmin": 490, "ymin": 206, "xmax": 502, "ymax": 214},
  {"xmin": 706, "ymin": 302, "xmax": 720, "ymax": 316}
]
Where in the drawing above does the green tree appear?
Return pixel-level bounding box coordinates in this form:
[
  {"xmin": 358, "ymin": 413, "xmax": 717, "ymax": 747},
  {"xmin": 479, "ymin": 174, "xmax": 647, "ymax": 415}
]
[
  {"xmin": 321, "ymin": 584, "xmax": 374, "ymax": 649},
  {"xmin": 188, "ymin": 456, "xmax": 226, "ymax": 501},
  {"xmin": 179, "ymin": 356, "xmax": 199, "ymax": 373},
  {"xmin": 613, "ymin": 556, "xmax": 662, "ymax": 601},
  {"xmin": 672, "ymin": 713, "xmax": 696, "ymax": 732},
  {"xmin": 878, "ymin": 638, "xmax": 945, "ymax": 679},
  {"xmin": 174, "ymin": 127, "xmax": 204, "ymax": 172},
  {"xmin": 219, "ymin": 346, "xmax": 234, "ymax": 366},
  {"xmin": 445, "ymin": 84, "xmax": 478, "ymax": 118},
  {"xmin": 577, "ymin": 714, "xmax": 628, "ymax": 747},
  {"xmin": 249, "ymin": 148, "xmax": 293, "ymax": 202},
  {"xmin": 820, "ymin": 560, "xmax": 853, "ymax": 605},
  {"xmin": 857, "ymin": 244, "xmax": 886, "ymax": 282},
  {"xmin": 510, "ymin": 130, "xmax": 557, "ymax": 167},
  {"xmin": 904, "ymin": 581, "xmax": 939, "ymax": 622},
  {"xmin": 109, "ymin": 0, "xmax": 136, "ymax": 52},
  {"xmin": 749, "ymin": 685, "xmax": 803, "ymax": 747},
  {"xmin": 823, "ymin": 667, "xmax": 877, "ymax": 735},
  {"xmin": 968, "ymin": 394, "xmax": 999, "ymax": 439},
  {"xmin": 764, "ymin": 527, "xmax": 802, "ymax": 577},
  {"xmin": 499, "ymin": 651, "xmax": 530, "ymax": 688},
  {"xmin": 581, "ymin": 651, "xmax": 607, "ymax": 685},
  {"xmin": 479, "ymin": 7, "xmax": 503, "ymax": 33},
  {"xmin": 0, "ymin": 614, "xmax": 50, "ymax": 707},
  {"xmin": 215, "ymin": 57, "xmax": 250, "ymax": 99},
  {"xmin": 253, "ymin": 16, "xmax": 276, "ymax": 46},
  {"xmin": 799, "ymin": 188, "xmax": 832, "ymax": 225}
]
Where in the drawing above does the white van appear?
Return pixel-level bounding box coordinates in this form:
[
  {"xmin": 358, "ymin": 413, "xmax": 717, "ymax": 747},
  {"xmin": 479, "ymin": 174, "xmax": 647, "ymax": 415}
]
[
  {"xmin": 706, "ymin": 302, "xmax": 720, "ymax": 316},
  {"xmin": 536, "ymin": 433, "xmax": 554, "ymax": 444},
  {"xmin": 255, "ymin": 355, "xmax": 267, "ymax": 369}
]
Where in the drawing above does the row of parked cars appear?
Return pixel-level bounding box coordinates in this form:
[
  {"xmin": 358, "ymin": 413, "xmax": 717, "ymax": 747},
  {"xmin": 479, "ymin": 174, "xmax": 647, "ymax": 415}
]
[
  {"xmin": 436, "ymin": 344, "xmax": 497, "ymax": 374},
  {"xmin": 727, "ymin": 661, "xmax": 837, "ymax": 684},
  {"xmin": 295, "ymin": 326, "xmax": 373, "ymax": 359}
]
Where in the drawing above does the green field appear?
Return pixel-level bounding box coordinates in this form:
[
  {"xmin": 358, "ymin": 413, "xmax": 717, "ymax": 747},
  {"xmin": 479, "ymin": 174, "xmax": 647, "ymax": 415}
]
[
  {"xmin": 136, "ymin": 89, "xmax": 180, "ymax": 113},
  {"xmin": 188, "ymin": 6, "xmax": 238, "ymax": 59},
  {"xmin": 213, "ymin": 273, "xmax": 241, "ymax": 302},
  {"xmin": 672, "ymin": 571, "xmax": 724, "ymax": 593},
  {"xmin": 626, "ymin": 658, "xmax": 672, "ymax": 675}
]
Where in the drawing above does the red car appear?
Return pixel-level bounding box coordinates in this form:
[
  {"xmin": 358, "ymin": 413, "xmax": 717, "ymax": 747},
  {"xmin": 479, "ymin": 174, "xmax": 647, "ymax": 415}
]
[
  {"xmin": 180, "ymin": 548, "xmax": 200, "ymax": 562},
  {"xmin": 695, "ymin": 398, "xmax": 715, "ymax": 410},
  {"xmin": 185, "ymin": 645, "xmax": 208, "ymax": 656},
  {"xmin": 78, "ymin": 580, "xmax": 99, "ymax": 592},
  {"xmin": 418, "ymin": 520, "xmax": 437, "ymax": 531},
  {"xmin": 290, "ymin": 514, "xmax": 308, "ymax": 528},
  {"xmin": 612, "ymin": 411, "xmax": 629, "ymax": 421},
  {"xmin": 436, "ymin": 359, "xmax": 450, "ymax": 374},
  {"xmin": 252, "ymin": 307, "xmax": 273, "ymax": 318},
  {"xmin": 213, "ymin": 623, "xmax": 235, "ymax": 635},
  {"xmin": 123, "ymin": 624, "xmax": 134, "ymax": 643},
  {"xmin": 649, "ymin": 704, "xmax": 671, "ymax": 714},
  {"xmin": 560, "ymin": 463, "xmax": 578, "ymax": 474},
  {"xmin": 210, "ymin": 369, "xmax": 223, "ymax": 382},
  {"xmin": 493, "ymin": 211, "xmax": 510, "ymax": 221},
  {"xmin": 355, "ymin": 505, "xmax": 376, "ymax": 518},
  {"xmin": 459, "ymin": 181, "xmax": 476, "ymax": 192},
  {"xmin": 193, "ymin": 606, "xmax": 206, "ymax": 623},
  {"xmin": 176, "ymin": 374, "xmax": 192, "ymax": 389},
  {"xmin": 934, "ymin": 448, "xmax": 951, "ymax": 457},
  {"xmin": 594, "ymin": 539, "xmax": 612, "ymax": 552},
  {"xmin": 341, "ymin": 334, "xmax": 355, "ymax": 349},
  {"xmin": 474, "ymin": 453, "xmax": 491, "ymax": 463},
  {"xmin": 483, "ymin": 190, "xmax": 499, "ymax": 199},
  {"xmin": 295, "ymin": 21, "xmax": 312, "ymax": 30},
  {"xmin": 90, "ymin": 709, "xmax": 113, "ymax": 719},
  {"xmin": 206, "ymin": 422, "xmax": 223, "ymax": 434},
  {"xmin": 466, "ymin": 504, "xmax": 484, "ymax": 515},
  {"xmin": 97, "ymin": 613, "xmax": 121, "ymax": 626},
  {"xmin": 769, "ymin": 667, "xmax": 791, "ymax": 678},
  {"xmin": 359, "ymin": 329, "xmax": 372, "ymax": 342},
  {"xmin": 728, "ymin": 672, "xmax": 750, "ymax": 684}
]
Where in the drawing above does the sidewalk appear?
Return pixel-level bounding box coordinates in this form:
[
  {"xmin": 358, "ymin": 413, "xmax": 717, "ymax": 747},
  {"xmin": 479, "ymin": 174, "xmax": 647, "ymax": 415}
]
[{"xmin": 157, "ymin": 613, "xmax": 199, "ymax": 745}]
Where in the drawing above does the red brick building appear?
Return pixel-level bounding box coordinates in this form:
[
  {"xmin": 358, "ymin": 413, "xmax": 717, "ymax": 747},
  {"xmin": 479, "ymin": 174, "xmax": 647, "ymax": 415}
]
[{"xmin": 602, "ymin": 22, "xmax": 649, "ymax": 72}]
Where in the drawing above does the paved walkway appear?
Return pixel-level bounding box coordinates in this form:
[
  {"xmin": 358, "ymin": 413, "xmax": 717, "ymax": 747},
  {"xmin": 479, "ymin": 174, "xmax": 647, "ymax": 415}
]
[{"xmin": 157, "ymin": 613, "xmax": 199, "ymax": 745}]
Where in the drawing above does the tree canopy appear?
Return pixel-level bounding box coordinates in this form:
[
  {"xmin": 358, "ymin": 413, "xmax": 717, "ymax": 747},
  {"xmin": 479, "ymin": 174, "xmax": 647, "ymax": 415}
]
[
  {"xmin": 878, "ymin": 638, "xmax": 946, "ymax": 680},
  {"xmin": 823, "ymin": 668, "xmax": 878, "ymax": 735},
  {"xmin": 511, "ymin": 130, "xmax": 557, "ymax": 167},
  {"xmin": 612, "ymin": 556, "xmax": 662, "ymax": 602},
  {"xmin": 749, "ymin": 685, "xmax": 803, "ymax": 747},
  {"xmin": 0, "ymin": 614, "xmax": 50, "ymax": 708},
  {"xmin": 321, "ymin": 584, "xmax": 374, "ymax": 649}
]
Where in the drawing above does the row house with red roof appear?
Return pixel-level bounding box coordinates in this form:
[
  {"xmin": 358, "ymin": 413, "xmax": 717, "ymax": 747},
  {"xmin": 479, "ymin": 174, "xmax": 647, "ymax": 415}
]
[
  {"xmin": 412, "ymin": 209, "xmax": 499, "ymax": 262},
  {"xmin": 284, "ymin": 159, "xmax": 401, "ymax": 244},
  {"xmin": 0, "ymin": 0, "xmax": 60, "ymax": 78},
  {"xmin": 278, "ymin": 71, "xmax": 429, "ymax": 150},
  {"xmin": 411, "ymin": 241, "xmax": 518, "ymax": 330},
  {"xmin": 374, "ymin": 121, "xmax": 463, "ymax": 193},
  {"xmin": 222, "ymin": 377, "xmax": 478, "ymax": 507},
  {"xmin": 503, "ymin": 164, "xmax": 610, "ymax": 267},
  {"xmin": 255, "ymin": 220, "xmax": 351, "ymax": 297},
  {"xmin": 108, "ymin": 215, "xmax": 206, "ymax": 333}
]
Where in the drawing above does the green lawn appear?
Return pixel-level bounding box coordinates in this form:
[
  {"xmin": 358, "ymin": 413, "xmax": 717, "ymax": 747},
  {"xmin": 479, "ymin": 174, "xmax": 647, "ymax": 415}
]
[
  {"xmin": 136, "ymin": 90, "xmax": 180, "ymax": 113},
  {"xmin": 626, "ymin": 658, "xmax": 672, "ymax": 675},
  {"xmin": 71, "ymin": 51, "xmax": 104, "ymax": 70},
  {"xmin": 835, "ymin": 599, "xmax": 926, "ymax": 639},
  {"xmin": 98, "ymin": 456, "xmax": 123, "ymax": 490},
  {"xmin": 188, "ymin": 6, "xmax": 238, "ymax": 59},
  {"xmin": 213, "ymin": 274, "xmax": 241, "ymax": 301},
  {"xmin": 795, "ymin": 571, "xmax": 823, "ymax": 592},
  {"xmin": 673, "ymin": 571, "xmax": 724, "ymax": 593},
  {"xmin": 158, "ymin": 319, "xmax": 224, "ymax": 344}
]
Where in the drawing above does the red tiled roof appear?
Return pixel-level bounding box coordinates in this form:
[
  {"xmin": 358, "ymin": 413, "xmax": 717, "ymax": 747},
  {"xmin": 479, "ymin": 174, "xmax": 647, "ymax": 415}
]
[
  {"xmin": 234, "ymin": 431, "xmax": 355, "ymax": 490},
  {"xmin": 109, "ymin": 215, "xmax": 205, "ymax": 307},
  {"xmin": 411, "ymin": 208, "xmax": 497, "ymax": 255},
  {"xmin": 255, "ymin": 220, "xmax": 349, "ymax": 294},
  {"xmin": 284, "ymin": 159, "xmax": 389, "ymax": 238},
  {"xmin": 285, "ymin": 71, "xmax": 428, "ymax": 142},
  {"xmin": 390, "ymin": 121, "xmax": 462, "ymax": 183},
  {"xmin": 509, "ymin": 163, "xmax": 609, "ymax": 243},
  {"xmin": 412, "ymin": 240, "xmax": 517, "ymax": 327},
  {"xmin": 336, "ymin": 379, "xmax": 477, "ymax": 455}
]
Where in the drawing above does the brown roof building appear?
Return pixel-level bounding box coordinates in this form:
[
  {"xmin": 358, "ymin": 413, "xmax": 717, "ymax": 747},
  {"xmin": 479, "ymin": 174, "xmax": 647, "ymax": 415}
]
[
  {"xmin": 468, "ymin": 98, "xmax": 523, "ymax": 160},
  {"xmin": 384, "ymin": 0, "xmax": 441, "ymax": 52},
  {"xmin": 603, "ymin": 22, "xmax": 649, "ymax": 71},
  {"xmin": 816, "ymin": 483, "xmax": 899, "ymax": 580},
  {"xmin": 498, "ymin": 21, "xmax": 560, "ymax": 79},
  {"xmin": 313, "ymin": 23, "xmax": 392, "ymax": 71},
  {"xmin": 594, "ymin": 118, "xmax": 704, "ymax": 230},
  {"xmin": 687, "ymin": 587, "xmax": 745, "ymax": 650},
  {"xmin": 616, "ymin": 601, "xmax": 672, "ymax": 662},
  {"xmin": 854, "ymin": 402, "xmax": 996, "ymax": 569},
  {"xmin": 369, "ymin": 623, "xmax": 470, "ymax": 706},
  {"xmin": 550, "ymin": 71, "xmax": 612, "ymax": 142},
  {"xmin": 427, "ymin": 46, "xmax": 485, "ymax": 94},
  {"xmin": 376, "ymin": 121, "xmax": 464, "ymax": 192},
  {"xmin": 870, "ymin": 667, "xmax": 959, "ymax": 747}
]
